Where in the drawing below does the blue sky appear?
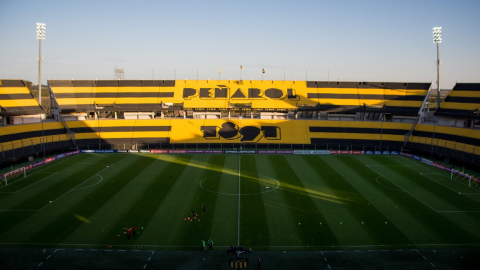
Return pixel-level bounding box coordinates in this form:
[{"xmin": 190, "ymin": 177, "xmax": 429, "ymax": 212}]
[{"xmin": 1, "ymin": 0, "xmax": 479, "ymax": 88}]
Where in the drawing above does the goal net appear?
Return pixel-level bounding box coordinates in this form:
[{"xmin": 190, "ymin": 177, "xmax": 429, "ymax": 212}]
[{"xmin": 1, "ymin": 167, "xmax": 26, "ymax": 186}]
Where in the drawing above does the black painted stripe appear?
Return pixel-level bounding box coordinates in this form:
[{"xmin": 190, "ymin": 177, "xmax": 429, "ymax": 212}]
[
  {"xmin": 309, "ymin": 127, "xmax": 409, "ymax": 135},
  {"xmin": 70, "ymin": 126, "xmax": 171, "ymax": 133},
  {"xmin": 443, "ymin": 96, "xmax": 480, "ymax": 104},
  {"xmin": 0, "ymin": 106, "xmax": 44, "ymax": 114},
  {"xmin": 55, "ymin": 92, "xmax": 175, "ymax": 98},
  {"xmin": 307, "ymin": 93, "xmax": 425, "ymax": 101},
  {"xmin": 310, "ymin": 138, "xmax": 403, "ymax": 145},
  {"xmin": 434, "ymin": 109, "xmax": 480, "ymax": 119},
  {"xmin": 56, "ymin": 104, "xmax": 162, "ymax": 109},
  {"xmin": 0, "ymin": 129, "xmax": 66, "ymax": 144},
  {"xmin": 48, "ymin": 80, "xmax": 175, "ymax": 87},
  {"xmin": 306, "ymin": 81, "xmax": 430, "ymax": 90},
  {"xmin": 412, "ymin": 131, "xmax": 480, "ymax": 147},
  {"xmin": 0, "ymin": 80, "xmax": 26, "ymax": 88},
  {"xmin": 453, "ymin": 83, "xmax": 480, "ymax": 91},
  {"xmin": 75, "ymin": 137, "xmax": 170, "ymax": 144},
  {"xmin": 0, "ymin": 94, "xmax": 35, "ymax": 100},
  {"xmin": 297, "ymin": 104, "xmax": 420, "ymax": 113}
]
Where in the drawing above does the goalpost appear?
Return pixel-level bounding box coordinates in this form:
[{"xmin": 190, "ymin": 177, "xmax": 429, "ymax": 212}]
[
  {"xmin": 1, "ymin": 167, "xmax": 26, "ymax": 186},
  {"xmin": 451, "ymin": 169, "xmax": 475, "ymax": 188}
]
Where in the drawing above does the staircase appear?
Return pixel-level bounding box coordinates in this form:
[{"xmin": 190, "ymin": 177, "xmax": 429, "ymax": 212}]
[
  {"xmin": 59, "ymin": 115, "xmax": 77, "ymax": 147},
  {"xmin": 403, "ymin": 118, "xmax": 419, "ymax": 148}
]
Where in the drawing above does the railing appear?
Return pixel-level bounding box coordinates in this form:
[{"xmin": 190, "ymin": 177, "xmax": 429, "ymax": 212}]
[
  {"xmin": 75, "ymin": 142, "xmax": 402, "ymax": 153},
  {"xmin": 408, "ymin": 136, "xmax": 480, "ymax": 167},
  {"xmin": 0, "ymin": 134, "xmax": 73, "ymax": 165},
  {"xmin": 59, "ymin": 115, "xmax": 76, "ymax": 147}
]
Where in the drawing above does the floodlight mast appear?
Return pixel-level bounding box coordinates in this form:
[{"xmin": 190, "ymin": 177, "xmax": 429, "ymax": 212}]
[
  {"xmin": 36, "ymin": 23, "xmax": 46, "ymax": 104},
  {"xmin": 433, "ymin": 27, "xmax": 442, "ymax": 110}
]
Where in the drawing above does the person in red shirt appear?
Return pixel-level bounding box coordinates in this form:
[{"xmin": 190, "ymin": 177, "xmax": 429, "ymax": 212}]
[
  {"xmin": 127, "ymin": 228, "xmax": 131, "ymax": 240},
  {"xmin": 132, "ymin": 225, "xmax": 136, "ymax": 237}
]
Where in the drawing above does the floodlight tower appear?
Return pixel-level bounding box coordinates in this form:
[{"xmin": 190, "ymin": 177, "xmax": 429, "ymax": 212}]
[
  {"xmin": 433, "ymin": 27, "xmax": 442, "ymax": 109},
  {"xmin": 36, "ymin": 23, "xmax": 46, "ymax": 104}
]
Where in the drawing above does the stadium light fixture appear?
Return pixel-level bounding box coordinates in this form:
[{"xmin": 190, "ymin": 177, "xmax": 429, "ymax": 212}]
[
  {"xmin": 433, "ymin": 27, "xmax": 442, "ymax": 44},
  {"xmin": 36, "ymin": 23, "xmax": 46, "ymax": 104},
  {"xmin": 433, "ymin": 27, "xmax": 441, "ymax": 110}
]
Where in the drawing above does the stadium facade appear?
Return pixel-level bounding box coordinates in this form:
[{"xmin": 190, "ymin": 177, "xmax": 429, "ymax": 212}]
[{"xmin": 1, "ymin": 79, "xmax": 479, "ymax": 168}]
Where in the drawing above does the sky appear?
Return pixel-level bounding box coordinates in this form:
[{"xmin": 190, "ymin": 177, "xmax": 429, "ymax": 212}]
[{"xmin": 0, "ymin": 0, "xmax": 479, "ymax": 89}]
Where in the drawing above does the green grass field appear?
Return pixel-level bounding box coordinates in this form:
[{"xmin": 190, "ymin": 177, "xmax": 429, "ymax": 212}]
[{"xmin": 1, "ymin": 153, "xmax": 480, "ymax": 251}]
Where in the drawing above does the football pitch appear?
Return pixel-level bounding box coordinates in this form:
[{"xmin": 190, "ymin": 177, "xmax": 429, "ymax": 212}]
[{"xmin": 1, "ymin": 153, "xmax": 480, "ymax": 251}]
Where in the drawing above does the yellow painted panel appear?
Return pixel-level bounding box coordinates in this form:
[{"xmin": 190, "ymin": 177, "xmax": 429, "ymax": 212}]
[
  {"xmin": 168, "ymin": 119, "xmax": 310, "ymax": 144},
  {"xmin": 448, "ymin": 91, "xmax": 480, "ymax": 98},
  {"xmin": 132, "ymin": 132, "xmax": 170, "ymax": 138},
  {"xmin": 100, "ymin": 132, "xmax": 132, "ymax": 139},
  {"xmin": 442, "ymin": 102, "xmax": 480, "ymax": 110},
  {"xmin": 75, "ymin": 133, "xmax": 99, "ymax": 139},
  {"xmin": 57, "ymin": 98, "xmax": 163, "ymax": 105},
  {"xmin": 0, "ymin": 100, "xmax": 40, "ymax": 107},
  {"xmin": 0, "ymin": 88, "xmax": 32, "ymax": 94},
  {"xmin": 184, "ymin": 100, "xmax": 230, "ymax": 108},
  {"xmin": 52, "ymin": 87, "xmax": 176, "ymax": 93},
  {"xmin": 67, "ymin": 121, "xmax": 97, "ymax": 128}
]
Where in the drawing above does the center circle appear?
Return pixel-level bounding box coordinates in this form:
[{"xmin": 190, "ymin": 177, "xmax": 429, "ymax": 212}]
[{"xmin": 199, "ymin": 174, "xmax": 280, "ymax": 195}]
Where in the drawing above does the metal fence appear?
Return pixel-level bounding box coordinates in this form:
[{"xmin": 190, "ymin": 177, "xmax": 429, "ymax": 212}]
[
  {"xmin": 0, "ymin": 135, "xmax": 74, "ymax": 166},
  {"xmin": 76, "ymin": 142, "xmax": 403, "ymax": 152},
  {"xmin": 2, "ymin": 136, "xmax": 479, "ymax": 170},
  {"xmin": 408, "ymin": 136, "xmax": 480, "ymax": 167}
]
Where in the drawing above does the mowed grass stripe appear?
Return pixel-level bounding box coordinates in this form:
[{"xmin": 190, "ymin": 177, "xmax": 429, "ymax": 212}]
[
  {"xmin": 341, "ymin": 156, "xmax": 443, "ymax": 243},
  {"xmin": 25, "ymin": 154, "xmax": 153, "ymax": 243},
  {"xmin": 0, "ymin": 155, "xmax": 102, "ymax": 239},
  {"xmin": 0, "ymin": 172, "xmax": 57, "ymax": 195},
  {"xmin": 175, "ymin": 155, "xmax": 226, "ymax": 246},
  {"xmin": 304, "ymin": 155, "xmax": 410, "ymax": 245},
  {"xmin": 101, "ymin": 155, "xmax": 195, "ymax": 245},
  {"xmin": 0, "ymin": 154, "xmax": 115, "ymax": 211},
  {"xmin": 267, "ymin": 155, "xmax": 337, "ymax": 246},
  {"xmin": 331, "ymin": 156, "xmax": 433, "ymax": 244},
  {"xmin": 9, "ymin": 158, "xmax": 118, "ymax": 211},
  {"xmin": 201, "ymin": 156, "xmax": 240, "ymax": 246},
  {"xmin": 239, "ymin": 155, "xmax": 270, "ymax": 246},
  {"xmin": 376, "ymin": 156, "xmax": 480, "ymax": 211},
  {"xmin": 366, "ymin": 156, "xmax": 478, "ymax": 244},
  {"xmin": 136, "ymin": 155, "xmax": 230, "ymax": 247},
  {"xmin": 0, "ymin": 153, "xmax": 96, "ymax": 195}
]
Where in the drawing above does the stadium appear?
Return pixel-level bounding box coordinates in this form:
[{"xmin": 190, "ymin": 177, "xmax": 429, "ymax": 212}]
[
  {"xmin": 1, "ymin": 1, "xmax": 480, "ymax": 269},
  {"xmin": 1, "ymin": 77, "xmax": 479, "ymax": 268}
]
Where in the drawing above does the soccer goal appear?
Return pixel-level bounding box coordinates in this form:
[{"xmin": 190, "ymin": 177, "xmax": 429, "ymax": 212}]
[{"xmin": 1, "ymin": 167, "xmax": 26, "ymax": 186}]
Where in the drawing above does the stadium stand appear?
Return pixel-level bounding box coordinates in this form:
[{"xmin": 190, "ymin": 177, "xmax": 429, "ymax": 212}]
[
  {"xmin": 47, "ymin": 80, "xmax": 429, "ymax": 152},
  {"xmin": 0, "ymin": 79, "xmax": 44, "ymax": 118},
  {"xmin": 48, "ymin": 80, "xmax": 429, "ymax": 113},
  {"xmin": 435, "ymin": 83, "xmax": 480, "ymax": 119},
  {"xmin": 0, "ymin": 122, "xmax": 71, "ymax": 164},
  {"xmin": 3, "ymin": 78, "xmax": 480, "ymax": 169},
  {"xmin": 407, "ymin": 83, "xmax": 480, "ymax": 166}
]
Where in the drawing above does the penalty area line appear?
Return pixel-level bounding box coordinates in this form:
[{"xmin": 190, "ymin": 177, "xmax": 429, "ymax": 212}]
[
  {"xmin": 37, "ymin": 164, "xmax": 114, "ymax": 211},
  {"xmin": 366, "ymin": 166, "xmax": 439, "ymax": 212}
]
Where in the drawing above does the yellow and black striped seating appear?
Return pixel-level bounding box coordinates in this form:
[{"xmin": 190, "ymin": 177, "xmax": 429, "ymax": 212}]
[
  {"xmin": 0, "ymin": 80, "xmax": 44, "ymax": 115},
  {"xmin": 435, "ymin": 83, "xmax": 480, "ymax": 119},
  {"xmin": 49, "ymin": 80, "xmax": 430, "ymax": 115}
]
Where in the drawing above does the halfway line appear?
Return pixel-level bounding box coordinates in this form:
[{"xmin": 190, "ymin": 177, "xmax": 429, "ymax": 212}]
[{"xmin": 238, "ymin": 156, "xmax": 241, "ymax": 246}]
